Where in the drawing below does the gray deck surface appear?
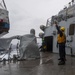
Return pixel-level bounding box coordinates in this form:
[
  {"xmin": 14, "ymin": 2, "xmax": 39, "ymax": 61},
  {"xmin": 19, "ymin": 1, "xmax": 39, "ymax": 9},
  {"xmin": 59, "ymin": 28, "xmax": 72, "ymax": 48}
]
[{"xmin": 0, "ymin": 52, "xmax": 75, "ymax": 75}]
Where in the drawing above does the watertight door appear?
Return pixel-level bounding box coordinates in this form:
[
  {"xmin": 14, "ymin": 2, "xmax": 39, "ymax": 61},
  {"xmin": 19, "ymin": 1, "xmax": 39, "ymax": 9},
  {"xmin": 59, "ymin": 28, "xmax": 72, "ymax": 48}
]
[{"xmin": 45, "ymin": 36, "xmax": 53, "ymax": 52}]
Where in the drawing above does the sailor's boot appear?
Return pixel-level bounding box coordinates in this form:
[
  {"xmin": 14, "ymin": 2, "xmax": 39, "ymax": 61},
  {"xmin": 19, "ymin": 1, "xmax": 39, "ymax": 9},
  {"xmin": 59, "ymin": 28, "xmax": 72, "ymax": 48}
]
[{"xmin": 58, "ymin": 61, "xmax": 65, "ymax": 65}]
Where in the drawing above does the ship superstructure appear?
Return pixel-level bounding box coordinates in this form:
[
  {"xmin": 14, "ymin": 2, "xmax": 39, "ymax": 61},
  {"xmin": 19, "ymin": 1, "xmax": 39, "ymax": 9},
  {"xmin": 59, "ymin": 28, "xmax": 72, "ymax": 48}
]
[{"xmin": 40, "ymin": 0, "xmax": 75, "ymax": 56}]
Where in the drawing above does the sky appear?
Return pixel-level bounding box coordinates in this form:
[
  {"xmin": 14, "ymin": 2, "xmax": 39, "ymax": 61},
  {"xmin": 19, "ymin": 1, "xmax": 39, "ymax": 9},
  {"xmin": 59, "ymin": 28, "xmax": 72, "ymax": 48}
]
[{"xmin": 1, "ymin": 0, "xmax": 71, "ymax": 38}]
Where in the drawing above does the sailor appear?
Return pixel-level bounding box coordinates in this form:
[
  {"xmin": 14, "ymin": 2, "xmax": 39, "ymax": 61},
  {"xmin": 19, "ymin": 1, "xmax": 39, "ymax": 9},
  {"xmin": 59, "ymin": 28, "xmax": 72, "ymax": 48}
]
[
  {"xmin": 54, "ymin": 21, "xmax": 66, "ymax": 65},
  {"xmin": 42, "ymin": 38, "xmax": 46, "ymax": 52},
  {"xmin": 39, "ymin": 32, "xmax": 46, "ymax": 52}
]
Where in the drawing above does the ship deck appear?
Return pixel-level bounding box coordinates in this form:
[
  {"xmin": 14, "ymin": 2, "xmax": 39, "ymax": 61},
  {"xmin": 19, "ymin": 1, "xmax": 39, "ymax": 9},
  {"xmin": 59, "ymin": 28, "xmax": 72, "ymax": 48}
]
[{"xmin": 0, "ymin": 52, "xmax": 75, "ymax": 75}]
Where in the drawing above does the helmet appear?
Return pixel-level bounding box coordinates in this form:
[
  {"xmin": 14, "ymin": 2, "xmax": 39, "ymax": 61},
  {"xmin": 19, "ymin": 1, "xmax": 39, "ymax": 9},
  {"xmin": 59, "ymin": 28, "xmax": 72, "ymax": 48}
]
[
  {"xmin": 60, "ymin": 27, "xmax": 65, "ymax": 31},
  {"xmin": 39, "ymin": 32, "xmax": 44, "ymax": 38}
]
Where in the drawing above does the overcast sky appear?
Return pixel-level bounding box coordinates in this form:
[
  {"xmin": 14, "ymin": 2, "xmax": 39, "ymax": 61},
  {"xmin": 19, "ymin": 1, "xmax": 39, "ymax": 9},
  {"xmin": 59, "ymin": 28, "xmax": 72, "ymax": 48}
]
[{"xmin": 1, "ymin": 0, "xmax": 71, "ymax": 38}]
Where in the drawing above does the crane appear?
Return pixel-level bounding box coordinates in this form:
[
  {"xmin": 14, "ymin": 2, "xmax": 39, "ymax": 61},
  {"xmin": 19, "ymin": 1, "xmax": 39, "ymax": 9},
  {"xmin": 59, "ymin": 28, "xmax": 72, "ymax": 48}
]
[{"xmin": 0, "ymin": 0, "xmax": 10, "ymax": 37}]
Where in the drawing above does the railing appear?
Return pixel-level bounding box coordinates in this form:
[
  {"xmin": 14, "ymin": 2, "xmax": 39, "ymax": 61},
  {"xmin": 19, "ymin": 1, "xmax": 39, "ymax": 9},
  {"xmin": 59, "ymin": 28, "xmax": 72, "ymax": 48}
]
[{"xmin": 46, "ymin": 17, "xmax": 51, "ymax": 27}]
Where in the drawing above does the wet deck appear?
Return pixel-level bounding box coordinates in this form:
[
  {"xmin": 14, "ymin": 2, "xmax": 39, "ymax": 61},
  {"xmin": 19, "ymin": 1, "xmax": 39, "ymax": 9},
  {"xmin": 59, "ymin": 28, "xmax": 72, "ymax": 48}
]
[{"xmin": 0, "ymin": 52, "xmax": 75, "ymax": 75}]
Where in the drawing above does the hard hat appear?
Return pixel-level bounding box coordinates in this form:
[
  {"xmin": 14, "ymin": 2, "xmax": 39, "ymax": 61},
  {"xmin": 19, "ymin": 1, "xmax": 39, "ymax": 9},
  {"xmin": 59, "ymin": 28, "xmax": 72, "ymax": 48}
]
[
  {"xmin": 39, "ymin": 32, "xmax": 44, "ymax": 38},
  {"xmin": 54, "ymin": 20, "xmax": 58, "ymax": 24},
  {"xmin": 60, "ymin": 27, "xmax": 65, "ymax": 31}
]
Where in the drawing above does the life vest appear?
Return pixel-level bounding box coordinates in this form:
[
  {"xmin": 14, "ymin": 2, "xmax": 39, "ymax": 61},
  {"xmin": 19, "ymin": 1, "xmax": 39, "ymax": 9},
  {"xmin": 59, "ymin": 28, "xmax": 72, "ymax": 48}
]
[{"xmin": 57, "ymin": 33, "xmax": 66, "ymax": 43}]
